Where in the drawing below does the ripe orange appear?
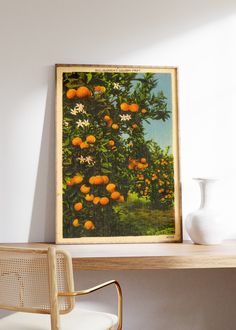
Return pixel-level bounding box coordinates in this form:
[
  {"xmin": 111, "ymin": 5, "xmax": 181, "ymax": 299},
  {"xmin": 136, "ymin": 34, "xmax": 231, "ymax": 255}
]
[
  {"xmin": 140, "ymin": 158, "xmax": 147, "ymax": 164},
  {"xmin": 72, "ymin": 219, "xmax": 80, "ymax": 227},
  {"xmin": 100, "ymin": 197, "xmax": 109, "ymax": 205},
  {"xmin": 80, "ymin": 142, "xmax": 89, "ymax": 149},
  {"xmin": 89, "ymin": 176, "xmax": 95, "ymax": 184},
  {"xmin": 111, "ymin": 191, "xmax": 121, "ymax": 200},
  {"xmin": 72, "ymin": 175, "xmax": 83, "ymax": 184},
  {"xmin": 108, "ymin": 140, "xmax": 115, "ymax": 146},
  {"xmin": 104, "ymin": 115, "xmax": 111, "ymax": 122},
  {"xmin": 72, "ymin": 137, "xmax": 82, "ymax": 146},
  {"xmin": 76, "ymin": 86, "xmax": 91, "ymax": 98},
  {"xmin": 86, "ymin": 135, "xmax": 96, "ymax": 144},
  {"xmin": 132, "ymin": 124, "xmax": 138, "ymax": 129},
  {"xmin": 129, "ymin": 103, "xmax": 139, "ymax": 112},
  {"xmin": 141, "ymin": 108, "xmax": 147, "ymax": 114},
  {"xmin": 101, "ymin": 175, "xmax": 109, "ymax": 184},
  {"xmin": 80, "ymin": 185, "xmax": 90, "ymax": 194},
  {"xmin": 120, "ymin": 102, "xmax": 130, "ymax": 111},
  {"xmin": 128, "ymin": 164, "xmax": 134, "ymax": 170},
  {"xmin": 67, "ymin": 180, "xmax": 74, "ymax": 186},
  {"xmin": 106, "ymin": 183, "xmax": 116, "ymax": 193},
  {"xmin": 85, "ymin": 194, "xmax": 94, "ymax": 201},
  {"xmin": 74, "ymin": 202, "xmax": 83, "ymax": 211},
  {"xmin": 95, "ymin": 86, "xmax": 101, "ymax": 92},
  {"xmin": 84, "ymin": 220, "xmax": 95, "ymax": 230},
  {"xmin": 66, "ymin": 89, "xmax": 77, "ymax": 99},
  {"xmin": 137, "ymin": 163, "xmax": 144, "ymax": 170},
  {"xmin": 93, "ymin": 176, "xmax": 103, "ymax": 185},
  {"xmin": 107, "ymin": 119, "xmax": 113, "ymax": 127},
  {"xmin": 95, "ymin": 85, "xmax": 106, "ymax": 93},
  {"xmin": 93, "ymin": 197, "xmax": 100, "ymax": 205},
  {"xmin": 112, "ymin": 123, "xmax": 119, "ymax": 130},
  {"xmin": 117, "ymin": 195, "xmax": 125, "ymax": 203}
]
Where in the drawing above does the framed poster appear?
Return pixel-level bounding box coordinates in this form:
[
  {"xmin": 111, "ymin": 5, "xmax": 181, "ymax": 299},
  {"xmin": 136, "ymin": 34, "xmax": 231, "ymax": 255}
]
[{"xmin": 56, "ymin": 65, "xmax": 182, "ymax": 244}]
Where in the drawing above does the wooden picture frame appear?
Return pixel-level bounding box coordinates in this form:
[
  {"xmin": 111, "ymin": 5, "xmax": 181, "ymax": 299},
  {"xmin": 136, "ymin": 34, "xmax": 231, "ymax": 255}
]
[{"xmin": 56, "ymin": 64, "xmax": 182, "ymax": 244}]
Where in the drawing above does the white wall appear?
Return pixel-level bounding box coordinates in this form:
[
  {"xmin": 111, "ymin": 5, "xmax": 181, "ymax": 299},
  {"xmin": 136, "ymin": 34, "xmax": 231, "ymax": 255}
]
[{"xmin": 1, "ymin": 0, "xmax": 236, "ymax": 328}]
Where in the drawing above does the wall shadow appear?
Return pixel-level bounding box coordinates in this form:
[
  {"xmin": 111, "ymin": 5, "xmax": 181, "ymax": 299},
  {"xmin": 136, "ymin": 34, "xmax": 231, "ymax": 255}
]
[
  {"xmin": 29, "ymin": 66, "xmax": 55, "ymax": 242},
  {"xmin": 62, "ymin": 0, "xmax": 236, "ymax": 60}
]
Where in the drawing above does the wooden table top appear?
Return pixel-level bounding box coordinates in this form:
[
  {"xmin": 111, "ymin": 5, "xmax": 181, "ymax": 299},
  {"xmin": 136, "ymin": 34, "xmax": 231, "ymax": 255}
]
[{"xmin": 2, "ymin": 240, "xmax": 236, "ymax": 270}]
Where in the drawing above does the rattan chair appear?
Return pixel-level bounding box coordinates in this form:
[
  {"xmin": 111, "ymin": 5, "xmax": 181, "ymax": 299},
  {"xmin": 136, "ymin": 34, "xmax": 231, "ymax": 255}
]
[{"xmin": 0, "ymin": 246, "xmax": 122, "ymax": 330}]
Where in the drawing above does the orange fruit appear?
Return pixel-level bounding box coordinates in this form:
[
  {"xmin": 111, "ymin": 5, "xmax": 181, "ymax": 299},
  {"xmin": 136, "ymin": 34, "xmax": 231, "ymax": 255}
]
[
  {"xmin": 85, "ymin": 194, "xmax": 94, "ymax": 201},
  {"xmin": 128, "ymin": 164, "xmax": 134, "ymax": 170},
  {"xmin": 106, "ymin": 183, "xmax": 116, "ymax": 193},
  {"xmin": 93, "ymin": 197, "xmax": 100, "ymax": 205},
  {"xmin": 74, "ymin": 202, "xmax": 83, "ymax": 211},
  {"xmin": 66, "ymin": 89, "xmax": 77, "ymax": 99},
  {"xmin": 76, "ymin": 86, "xmax": 91, "ymax": 98},
  {"xmin": 132, "ymin": 124, "xmax": 138, "ymax": 129},
  {"xmin": 67, "ymin": 180, "xmax": 74, "ymax": 186},
  {"xmin": 117, "ymin": 195, "xmax": 125, "ymax": 203},
  {"xmin": 108, "ymin": 140, "xmax": 115, "ymax": 146},
  {"xmin": 80, "ymin": 185, "xmax": 90, "ymax": 194},
  {"xmin": 140, "ymin": 158, "xmax": 147, "ymax": 164},
  {"xmin": 80, "ymin": 142, "xmax": 89, "ymax": 149},
  {"xmin": 72, "ymin": 137, "xmax": 82, "ymax": 146},
  {"xmin": 120, "ymin": 103, "xmax": 130, "ymax": 111},
  {"xmin": 72, "ymin": 219, "xmax": 80, "ymax": 227},
  {"xmin": 107, "ymin": 119, "xmax": 113, "ymax": 127},
  {"xmin": 111, "ymin": 191, "xmax": 121, "ymax": 200},
  {"xmin": 137, "ymin": 163, "xmax": 144, "ymax": 170},
  {"xmin": 95, "ymin": 86, "xmax": 101, "ymax": 92},
  {"xmin": 104, "ymin": 115, "xmax": 111, "ymax": 122},
  {"xmin": 95, "ymin": 86, "xmax": 106, "ymax": 93},
  {"xmin": 72, "ymin": 175, "xmax": 83, "ymax": 184},
  {"xmin": 84, "ymin": 220, "xmax": 95, "ymax": 230},
  {"xmin": 141, "ymin": 108, "xmax": 147, "ymax": 114},
  {"xmin": 93, "ymin": 176, "xmax": 103, "ymax": 185},
  {"xmin": 112, "ymin": 123, "xmax": 119, "ymax": 130},
  {"xmin": 101, "ymin": 175, "xmax": 109, "ymax": 184},
  {"xmin": 89, "ymin": 176, "xmax": 95, "ymax": 184},
  {"xmin": 129, "ymin": 103, "xmax": 139, "ymax": 112},
  {"xmin": 86, "ymin": 135, "xmax": 96, "ymax": 144},
  {"xmin": 100, "ymin": 197, "xmax": 109, "ymax": 205}
]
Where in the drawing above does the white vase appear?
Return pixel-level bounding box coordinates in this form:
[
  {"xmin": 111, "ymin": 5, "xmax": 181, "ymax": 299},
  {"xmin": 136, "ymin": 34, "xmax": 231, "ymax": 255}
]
[{"xmin": 185, "ymin": 178, "xmax": 223, "ymax": 245}]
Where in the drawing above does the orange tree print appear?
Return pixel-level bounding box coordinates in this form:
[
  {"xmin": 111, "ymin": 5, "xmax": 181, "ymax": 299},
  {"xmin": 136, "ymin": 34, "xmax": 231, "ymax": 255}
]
[{"xmin": 62, "ymin": 72, "xmax": 174, "ymax": 238}]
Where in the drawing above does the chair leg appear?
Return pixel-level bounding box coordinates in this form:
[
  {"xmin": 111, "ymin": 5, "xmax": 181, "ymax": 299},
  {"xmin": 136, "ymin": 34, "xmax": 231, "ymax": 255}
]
[{"xmin": 48, "ymin": 247, "xmax": 60, "ymax": 330}]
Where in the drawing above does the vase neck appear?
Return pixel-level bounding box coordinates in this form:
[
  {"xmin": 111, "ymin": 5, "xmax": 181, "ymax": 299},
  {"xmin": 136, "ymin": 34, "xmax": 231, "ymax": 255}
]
[{"xmin": 197, "ymin": 179, "xmax": 216, "ymax": 210}]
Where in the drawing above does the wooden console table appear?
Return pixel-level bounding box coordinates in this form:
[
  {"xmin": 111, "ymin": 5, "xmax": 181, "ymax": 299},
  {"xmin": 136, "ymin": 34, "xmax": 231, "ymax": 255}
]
[{"xmin": 2, "ymin": 240, "xmax": 236, "ymax": 271}]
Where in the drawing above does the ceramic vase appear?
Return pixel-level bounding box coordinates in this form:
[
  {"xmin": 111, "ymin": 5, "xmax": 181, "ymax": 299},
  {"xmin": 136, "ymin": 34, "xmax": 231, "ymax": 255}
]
[{"xmin": 185, "ymin": 178, "xmax": 223, "ymax": 245}]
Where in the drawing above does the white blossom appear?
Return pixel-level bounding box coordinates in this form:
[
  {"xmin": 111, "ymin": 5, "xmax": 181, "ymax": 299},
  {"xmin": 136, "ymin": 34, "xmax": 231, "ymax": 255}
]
[
  {"xmin": 113, "ymin": 82, "xmax": 121, "ymax": 90},
  {"xmin": 78, "ymin": 155, "xmax": 95, "ymax": 165},
  {"xmin": 63, "ymin": 120, "xmax": 69, "ymax": 127},
  {"xmin": 70, "ymin": 108, "xmax": 78, "ymax": 116},
  {"xmin": 75, "ymin": 103, "xmax": 87, "ymax": 114},
  {"xmin": 78, "ymin": 155, "xmax": 86, "ymax": 164},
  {"xmin": 119, "ymin": 114, "xmax": 132, "ymax": 121},
  {"xmin": 76, "ymin": 119, "xmax": 90, "ymax": 128},
  {"xmin": 85, "ymin": 156, "xmax": 95, "ymax": 165}
]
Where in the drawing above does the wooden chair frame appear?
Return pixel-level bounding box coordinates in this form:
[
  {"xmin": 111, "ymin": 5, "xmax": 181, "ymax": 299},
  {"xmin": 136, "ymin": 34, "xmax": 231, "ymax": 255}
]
[{"xmin": 0, "ymin": 246, "xmax": 122, "ymax": 330}]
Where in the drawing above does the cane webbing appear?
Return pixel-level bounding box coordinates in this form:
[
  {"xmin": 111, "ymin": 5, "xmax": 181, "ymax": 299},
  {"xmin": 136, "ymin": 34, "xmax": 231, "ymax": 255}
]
[{"xmin": 0, "ymin": 247, "xmax": 75, "ymax": 314}]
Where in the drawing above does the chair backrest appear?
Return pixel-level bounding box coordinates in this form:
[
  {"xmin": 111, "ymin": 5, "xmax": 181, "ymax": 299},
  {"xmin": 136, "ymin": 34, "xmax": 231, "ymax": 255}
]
[{"xmin": 0, "ymin": 246, "xmax": 75, "ymax": 315}]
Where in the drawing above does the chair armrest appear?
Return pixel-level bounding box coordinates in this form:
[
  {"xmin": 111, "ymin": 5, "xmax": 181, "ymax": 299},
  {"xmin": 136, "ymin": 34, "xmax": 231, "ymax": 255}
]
[{"xmin": 58, "ymin": 280, "xmax": 122, "ymax": 330}]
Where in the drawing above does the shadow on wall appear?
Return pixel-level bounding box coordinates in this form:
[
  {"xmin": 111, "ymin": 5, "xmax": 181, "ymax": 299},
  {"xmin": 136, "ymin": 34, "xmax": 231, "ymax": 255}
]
[
  {"xmin": 29, "ymin": 66, "xmax": 56, "ymax": 243},
  {"xmin": 50, "ymin": 0, "xmax": 236, "ymax": 60}
]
